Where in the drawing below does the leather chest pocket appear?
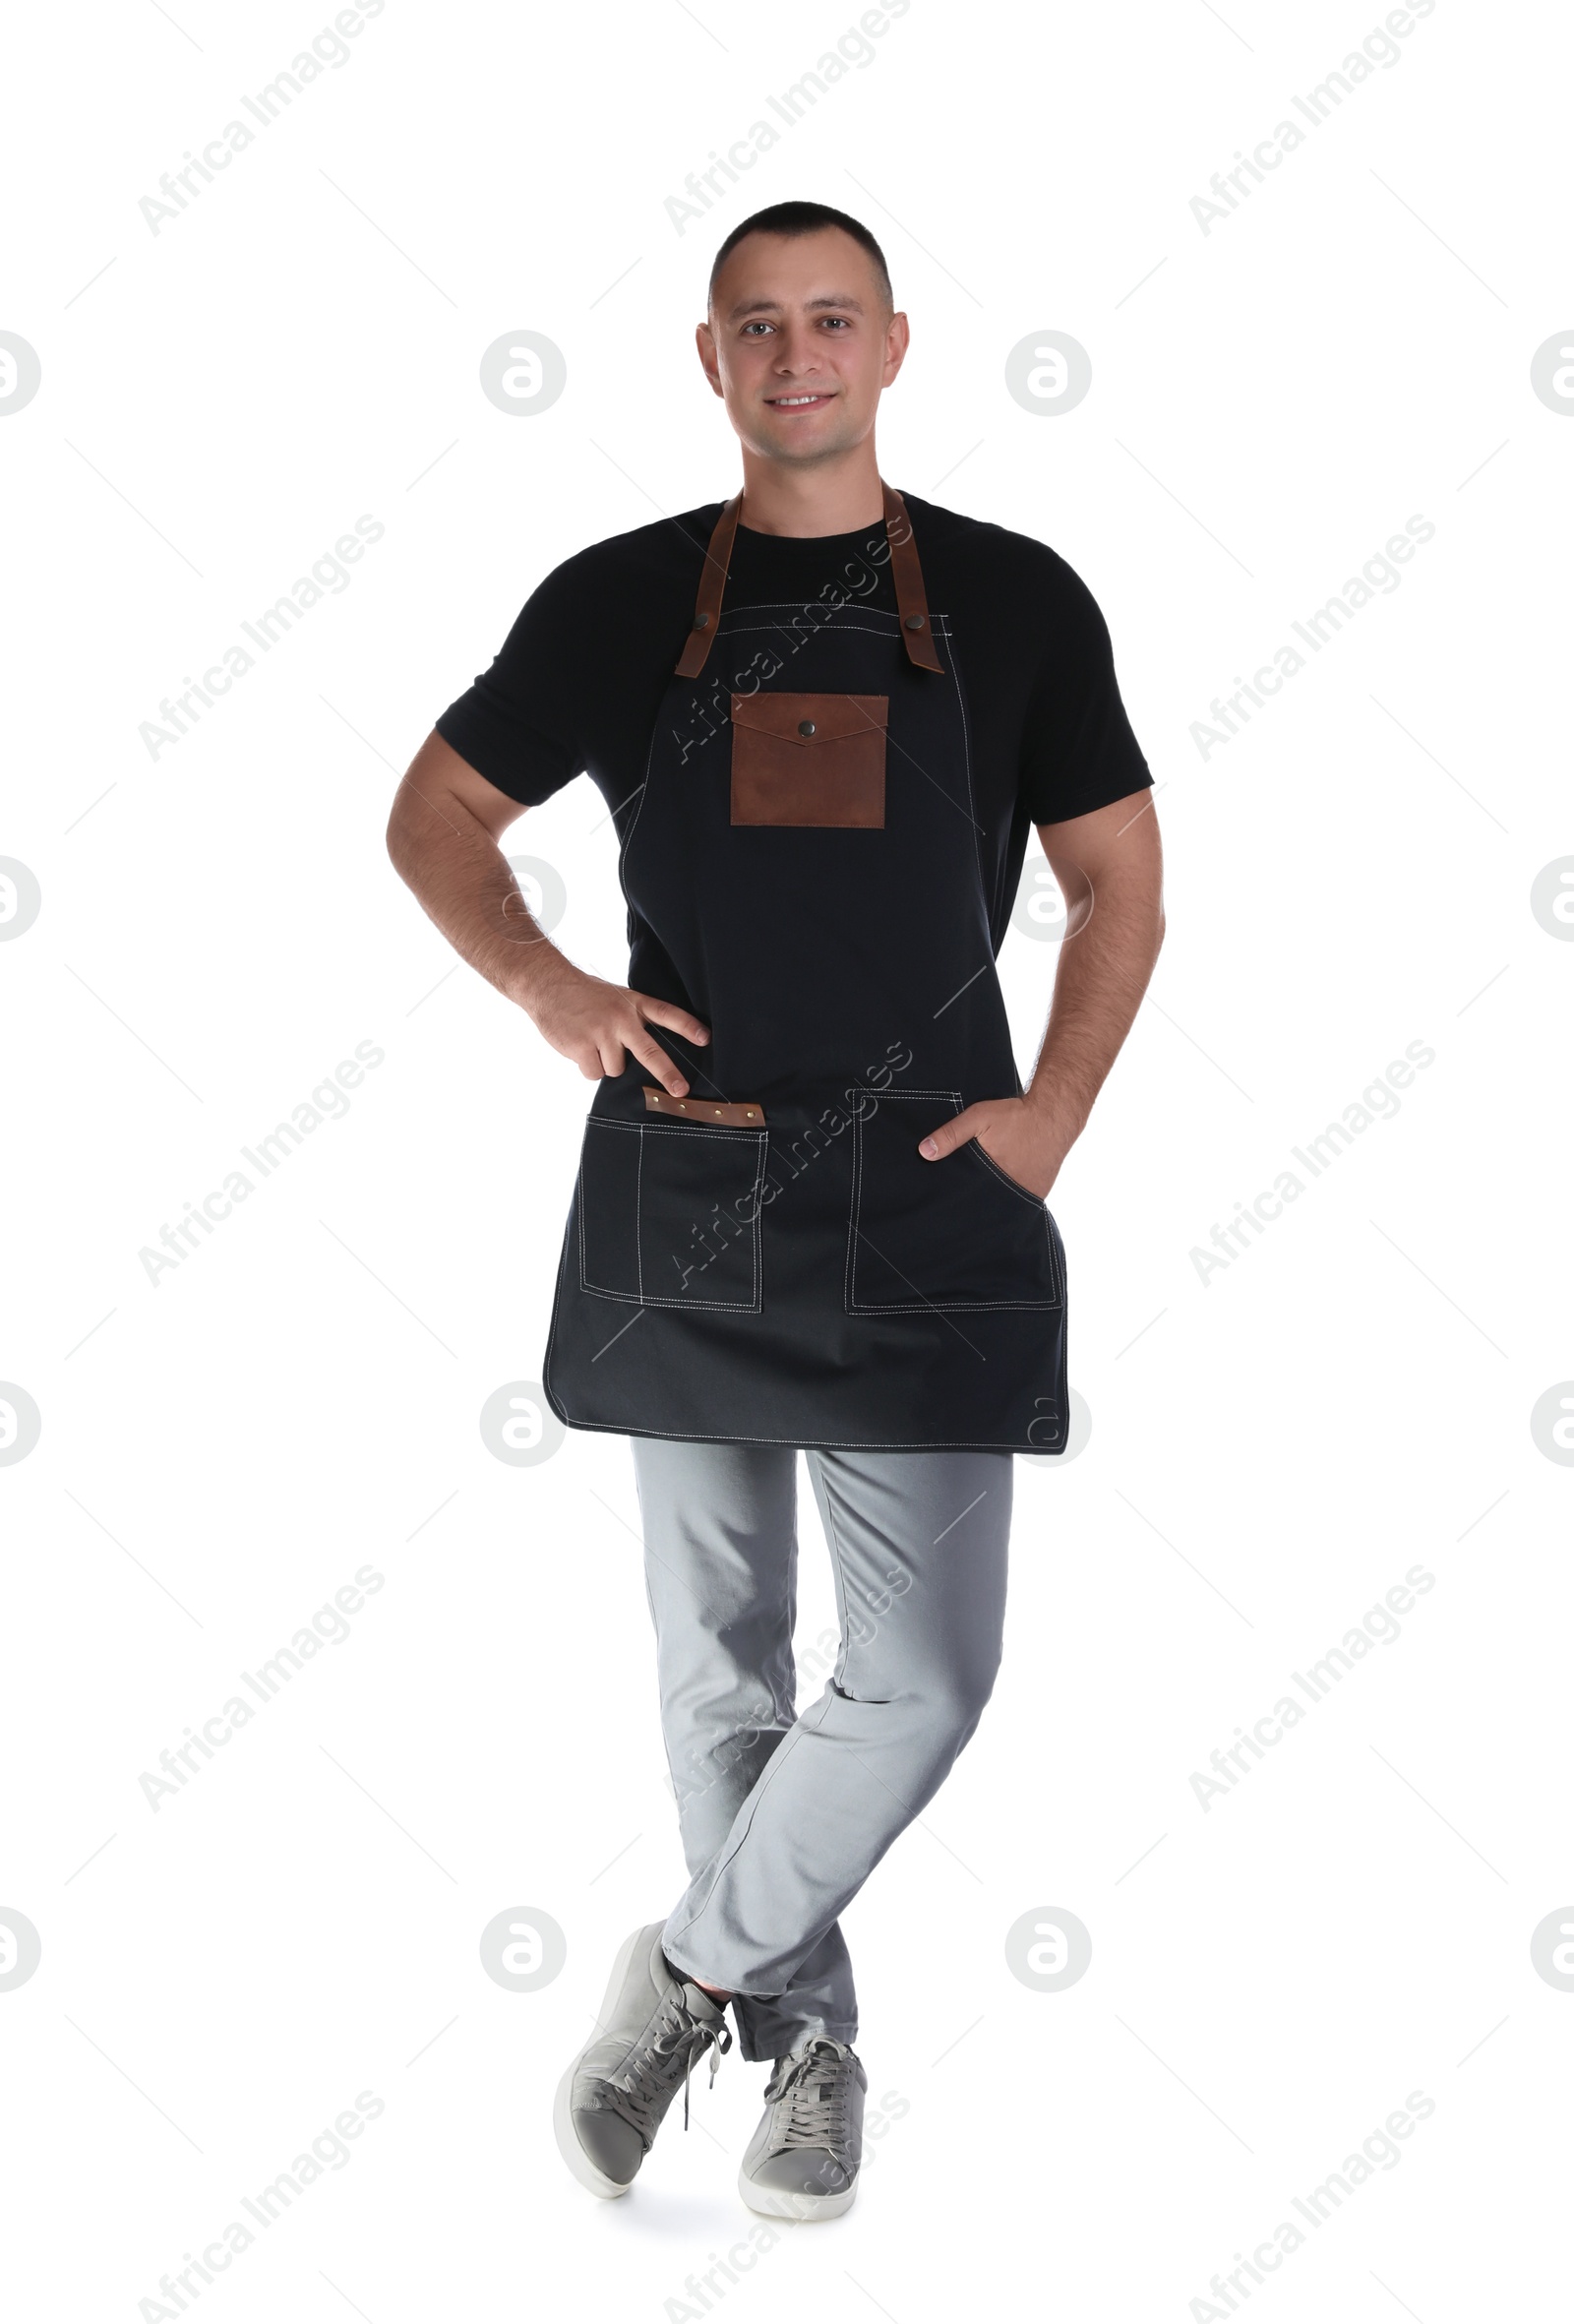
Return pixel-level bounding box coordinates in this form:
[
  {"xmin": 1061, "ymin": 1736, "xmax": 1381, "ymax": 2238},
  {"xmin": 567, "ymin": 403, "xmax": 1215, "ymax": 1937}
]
[
  {"xmin": 730, "ymin": 691, "xmax": 888, "ymax": 827},
  {"xmin": 578, "ymin": 1118, "xmax": 768, "ymax": 1311},
  {"xmin": 845, "ymin": 1089, "xmax": 1063, "ymax": 1314}
]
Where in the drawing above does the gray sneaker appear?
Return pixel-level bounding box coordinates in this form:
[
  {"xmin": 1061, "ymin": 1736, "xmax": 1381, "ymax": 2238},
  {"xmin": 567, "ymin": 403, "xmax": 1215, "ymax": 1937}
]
[
  {"xmin": 554, "ymin": 1922, "xmax": 733, "ymax": 2199},
  {"xmin": 738, "ymin": 2034, "xmax": 867, "ymax": 2220}
]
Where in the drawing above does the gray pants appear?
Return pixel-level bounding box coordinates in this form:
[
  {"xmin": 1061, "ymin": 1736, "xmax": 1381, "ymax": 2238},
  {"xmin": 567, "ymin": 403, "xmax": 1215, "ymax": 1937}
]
[{"xmin": 632, "ymin": 1437, "xmax": 1012, "ymax": 2064}]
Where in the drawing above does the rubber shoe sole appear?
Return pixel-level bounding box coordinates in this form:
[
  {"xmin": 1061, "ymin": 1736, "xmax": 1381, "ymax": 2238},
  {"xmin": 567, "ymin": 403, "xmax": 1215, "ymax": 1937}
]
[
  {"xmin": 737, "ymin": 2165, "xmax": 859, "ymax": 2221},
  {"xmin": 553, "ymin": 1923, "xmax": 655, "ymax": 2200}
]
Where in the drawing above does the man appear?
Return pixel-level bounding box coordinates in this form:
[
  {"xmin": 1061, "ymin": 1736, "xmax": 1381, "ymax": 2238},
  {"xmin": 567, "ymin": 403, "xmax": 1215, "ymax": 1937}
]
[{"xmin": 387, "ymin": 200, "xmax": 1164, "ymax": 2220}]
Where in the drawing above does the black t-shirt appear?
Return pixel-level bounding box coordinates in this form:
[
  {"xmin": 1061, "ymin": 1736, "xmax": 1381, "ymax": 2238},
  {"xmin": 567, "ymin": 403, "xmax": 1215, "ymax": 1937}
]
[{"xmin": 436, "ymin": 490, "xmax": 1150, "ymax": 948}]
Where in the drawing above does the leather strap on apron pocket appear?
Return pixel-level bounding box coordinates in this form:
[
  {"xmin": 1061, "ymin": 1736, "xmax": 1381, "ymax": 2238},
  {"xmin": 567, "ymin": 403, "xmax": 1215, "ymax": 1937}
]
[
  {"xmin": 578, "ymin": 1118, "xmax": 768, "ymax": 1311},
  {"xmin": 845, "ymin": 1089, "xmax": 1063, "ymax": 1314},
  {"xmin": 730, "ymin": 691, "xmax": 888, "ymax": 827}
]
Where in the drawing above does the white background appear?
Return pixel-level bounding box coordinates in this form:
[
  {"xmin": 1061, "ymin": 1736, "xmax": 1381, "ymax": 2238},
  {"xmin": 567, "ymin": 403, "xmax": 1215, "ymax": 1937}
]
[{"xmin": 3, "ymin": 1, "xmax": 1571, "ymax": 2316}]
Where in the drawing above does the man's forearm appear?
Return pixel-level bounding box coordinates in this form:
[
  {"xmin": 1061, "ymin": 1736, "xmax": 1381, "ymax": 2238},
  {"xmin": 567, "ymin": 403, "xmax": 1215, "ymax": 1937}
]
[
  {"xmin": 386, "ymin": 737, "xmax": 711, "ymax": 1093},
  {"xmin": 1023, "ymin": 866, "xmax": 1165, "ymax": 1158},
  {"xmin": 386, "ymin": 779, "xmax": 573, "ymax": 1012}
]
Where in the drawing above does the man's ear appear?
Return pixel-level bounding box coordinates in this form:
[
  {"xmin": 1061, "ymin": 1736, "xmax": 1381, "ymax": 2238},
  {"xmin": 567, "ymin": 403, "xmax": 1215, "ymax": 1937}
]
[{"xmin": 695, "ymin": 321, "xmax": 723, "ymax": 396}]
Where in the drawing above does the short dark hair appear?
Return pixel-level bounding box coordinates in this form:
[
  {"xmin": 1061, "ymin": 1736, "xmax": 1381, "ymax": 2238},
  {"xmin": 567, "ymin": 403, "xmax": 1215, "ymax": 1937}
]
[{"xmin": 707, "ymin": 202, "xmax": 893, "ymax": 316}]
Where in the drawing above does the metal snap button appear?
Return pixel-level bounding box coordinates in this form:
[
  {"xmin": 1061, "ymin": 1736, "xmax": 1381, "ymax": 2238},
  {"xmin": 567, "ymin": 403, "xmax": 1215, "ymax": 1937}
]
[
  {"xmin": 693, "ymin": 613, "xmax": 711, "ymax": 630},
  {"xmin": 798, "ymin": 718, "xmax": 817, "ymax": 737},
  {"xmin": 903, "ymin": 614, "xmax": 926, "ymax": 632}
]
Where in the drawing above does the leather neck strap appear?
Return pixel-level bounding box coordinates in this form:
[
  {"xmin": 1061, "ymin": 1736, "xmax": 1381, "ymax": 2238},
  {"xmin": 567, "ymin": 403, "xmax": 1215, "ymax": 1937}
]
[{"xmin": 673, "ymin": 480, "xmax": 944, "ymax": 679}]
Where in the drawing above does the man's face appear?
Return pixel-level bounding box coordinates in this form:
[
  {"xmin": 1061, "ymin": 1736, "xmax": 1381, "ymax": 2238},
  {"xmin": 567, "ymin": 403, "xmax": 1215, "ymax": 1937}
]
[{"xmin": 699, "ymin": 227, "xmax": 907, "ymax": 470}]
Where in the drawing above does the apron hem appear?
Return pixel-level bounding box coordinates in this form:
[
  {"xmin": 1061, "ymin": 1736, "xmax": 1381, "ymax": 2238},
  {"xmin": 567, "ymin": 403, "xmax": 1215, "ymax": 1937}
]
[{"xmin": 543, "ymin": 1410, "xmax": 1066, "ymax": 1455}]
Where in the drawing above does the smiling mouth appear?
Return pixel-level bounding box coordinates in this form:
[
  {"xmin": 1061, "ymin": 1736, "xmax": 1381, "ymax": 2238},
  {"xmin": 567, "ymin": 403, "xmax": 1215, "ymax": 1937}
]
[{"xmin": 765, "ymin": 392, "xmax": 834, "ymax": 409}]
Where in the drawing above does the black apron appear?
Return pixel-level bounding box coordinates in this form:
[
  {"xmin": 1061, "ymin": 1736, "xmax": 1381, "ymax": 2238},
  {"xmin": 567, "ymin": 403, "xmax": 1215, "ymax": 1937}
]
[{"xmin": 541, "ymin": 482, "xmax": 1067, "ymax": 1453}]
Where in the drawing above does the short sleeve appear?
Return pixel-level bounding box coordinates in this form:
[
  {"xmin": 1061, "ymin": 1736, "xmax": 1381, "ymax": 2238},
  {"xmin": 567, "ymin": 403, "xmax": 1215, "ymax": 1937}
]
[
  {"xmin": 1017, "ymin": 563, "xmax": 1152, "ymax": 826},
  {"xmin": 434, "ymin": 558, "xmax": 587, "ymax": 807}
]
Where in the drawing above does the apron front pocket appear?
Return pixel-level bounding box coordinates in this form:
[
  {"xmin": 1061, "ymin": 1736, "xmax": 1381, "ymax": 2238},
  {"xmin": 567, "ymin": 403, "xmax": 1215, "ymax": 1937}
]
[
  {"xmin": 730, "ymin": 691, "xmax": 887, "ymax": 826},
  {"xmin": 578, "ymin": 1118, "xmax": 767, "ymax": 1311},
  {"xmin": 845, "ymin": 1089, "xmax": 1063, "ymax": 1314}
]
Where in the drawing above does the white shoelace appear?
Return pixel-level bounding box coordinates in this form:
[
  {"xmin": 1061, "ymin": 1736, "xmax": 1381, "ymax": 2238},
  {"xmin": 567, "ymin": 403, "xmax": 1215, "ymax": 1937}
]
[
  {"xmin": 604, "ymin": 1991, "xmax": 733, "ymax": 2137},
  {"xmin": 766, "ymin": 2037, "xmax": 857, "ymax": 2160}
]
